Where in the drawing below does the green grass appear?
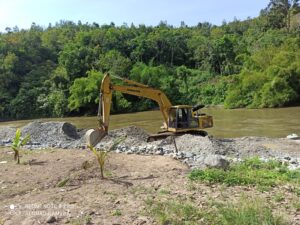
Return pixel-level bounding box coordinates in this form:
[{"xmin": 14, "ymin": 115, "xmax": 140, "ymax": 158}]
[
  {"xmin": 145, "ymin": 197, "xmax": 287, "ymax": 225},
  {"xmin": 145, "ymin": 199, "xmax": 202, "ymax": 225},
  {"xmin": 112, "ymin": 209, "xmax": 122, "ymax": 216},
  {"xmin": 158, "ymin": 188, "xmax": 171, "ymax": 195},
  {"xmin": 69, "ymin": 214, "xmax": 92, "ymax": 225},
  {"xmin": 273, "ymin": 193, "xmax": 285, "ymax": 202},
  {"xmin": 188, "ymin": 157, "xmax": 300, "ymax": 187},
  {"xmin": 292, "ymin": 200, "xmax": 300, "ymax": 211},
  {"xmin": 293, "ymin": 187, "xmax": 300, "ymax": 197},
  {"xmin": 210, "ymin": 198, "xmax": 286, "ymax": 225}
]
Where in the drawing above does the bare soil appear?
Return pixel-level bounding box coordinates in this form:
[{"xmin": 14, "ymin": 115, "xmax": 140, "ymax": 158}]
[{"xmin": 0, "ymin": 147, "xmax": 299, "ymax": 225}]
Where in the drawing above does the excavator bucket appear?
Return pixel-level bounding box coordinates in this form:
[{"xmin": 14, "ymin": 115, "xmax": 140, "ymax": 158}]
[{"xmin": 85, "ymin": 128, "xmax": 107, "ymax": 147}]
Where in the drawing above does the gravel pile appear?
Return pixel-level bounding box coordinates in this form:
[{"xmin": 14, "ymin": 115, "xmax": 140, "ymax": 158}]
[
  {"xmin": 0, "ymin": 121, "xmax": 86, "ymax": 149},
  {"xmin": 96, "ymin": 126, "xmax": 149, "ymax": 150},
  {"xmin": 0, "ymin": 126, "xmax": 16, "ymax": 145}
]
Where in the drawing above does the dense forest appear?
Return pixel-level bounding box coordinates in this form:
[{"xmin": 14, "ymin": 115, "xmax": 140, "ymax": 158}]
[{"xmin": 0, "ymin": 0, "xmax": 300, "ymax": 120}]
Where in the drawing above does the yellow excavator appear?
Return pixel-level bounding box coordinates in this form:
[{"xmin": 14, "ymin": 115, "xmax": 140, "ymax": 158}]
[{"xmin": 86, "ymin": 73, "xmax": 213, "ymax": 146}]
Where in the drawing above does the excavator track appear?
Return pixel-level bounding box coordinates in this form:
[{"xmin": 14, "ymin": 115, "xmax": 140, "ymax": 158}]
[{"xmin": 147, "ymin": 130, "xmax": 208, "ymax": 142}]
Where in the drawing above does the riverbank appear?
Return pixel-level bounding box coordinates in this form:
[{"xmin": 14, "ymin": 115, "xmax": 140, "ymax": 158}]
[{"xmin": 0, "ymin": 121, "xmax": 300, "ymax": 170}]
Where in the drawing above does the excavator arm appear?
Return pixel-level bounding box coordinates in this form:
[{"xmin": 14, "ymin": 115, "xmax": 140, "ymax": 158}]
[{"xmin": 86, "ymin": 73, "xmax": 172, "ymax": 146}]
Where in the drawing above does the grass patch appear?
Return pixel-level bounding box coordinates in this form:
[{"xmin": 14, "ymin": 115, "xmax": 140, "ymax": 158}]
[
  {"xmin": 69, "ymin": 214, "xmax": 92, "ymax": 225},
  {"xmin": 158, "ymin": 188, "xmax": 171, "ymax": 195},
  {"xmin": 210, "ymin": 198, "xmax": 287, "ymax": 225},
  {"xmin": 292, "ymin": 200, "xmax": 300, "ymax": 211},
  {"xmin": 188, "ymin": 157, "xmax": 300, "ymax": 187},
  {"xmin": 273, "ymin": 193, "xmax": 285, "ymax": 202},
  {"xmin": 146, "ymin": 197, "xmax": 287, "ymax": 225},
  {"xmin": 112, "ymin": 209, "xmax": 122, "ymax": 216},
  {"xmin": 293, "ymin": 187, "xmax": 300, "ymax": 197},
  {"xmin": 145, "ymin": 199, "xmax": 202, "ymax": 225}
]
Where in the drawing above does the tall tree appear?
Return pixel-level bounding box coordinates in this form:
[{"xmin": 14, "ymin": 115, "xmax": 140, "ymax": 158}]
[{"xmin": 266, "ymin": 0, "xmax": 300, "ymax": 31}]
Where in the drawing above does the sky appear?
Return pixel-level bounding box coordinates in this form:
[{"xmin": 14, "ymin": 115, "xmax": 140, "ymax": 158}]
[{"xmin": 0, "ymin": 0, "xmax": 270, "ymax": 31}]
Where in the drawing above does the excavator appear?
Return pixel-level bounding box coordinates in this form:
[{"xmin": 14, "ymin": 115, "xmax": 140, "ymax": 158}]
[{"xmin": 86, "ymin": 73, "xmax": 213, "ymax": 146}]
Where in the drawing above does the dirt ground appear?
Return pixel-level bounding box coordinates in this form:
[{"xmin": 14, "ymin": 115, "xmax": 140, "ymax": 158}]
[{"xmin": 0, "ymin": 147, "xmax": 299, "ymax": 225}]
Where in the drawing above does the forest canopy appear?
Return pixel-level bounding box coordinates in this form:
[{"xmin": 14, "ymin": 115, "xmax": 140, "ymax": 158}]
[{"xmin": 0, "ymin": 0, "xmax": 300, "ymax": 120}]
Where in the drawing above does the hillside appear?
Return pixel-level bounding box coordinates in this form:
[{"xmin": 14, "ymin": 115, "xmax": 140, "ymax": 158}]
[{"xmin": 0, "ymin": 0, "xmax": 300, "ymax": 120}]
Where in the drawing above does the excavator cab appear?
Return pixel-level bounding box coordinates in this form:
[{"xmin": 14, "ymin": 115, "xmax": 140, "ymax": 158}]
[
  {"xmin": 168, "ymin": 106, "xmax": 198, "ymax": 129},
  {"xmin": 168, "ymin": 106, "xmax": 213, "ymax": 131}
]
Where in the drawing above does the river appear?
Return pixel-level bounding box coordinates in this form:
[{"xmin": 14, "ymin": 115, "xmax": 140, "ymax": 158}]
[{"xmin": 1, "ymin": 106, "xmax": 299, "ymax": 138}]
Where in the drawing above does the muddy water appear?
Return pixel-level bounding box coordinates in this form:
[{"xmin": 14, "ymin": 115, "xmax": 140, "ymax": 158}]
[{"xmin": 1, "ymin": 106, "xmax": 300, "ymax": 138}]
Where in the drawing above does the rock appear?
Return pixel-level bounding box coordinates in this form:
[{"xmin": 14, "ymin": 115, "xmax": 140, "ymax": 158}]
[
  {"xmin": 3, "ymin": 139, "xmax": 11, "ymax": 144},
  {"xmin": 46, "ymin": 215, "xmax": 57, "ymax": 223},
  {"xmin": 31, "ymin": 141, "xmax": 41, "ymax": 145},
  {"xmin": 133, "ymin": 216, "xmax": 149, "ymax": 225},
  {"xmin": 286, "ymin": 133, "xmax": 299, "ymax": 140},
  {"xmin": 290, "ymin": 158, "xmax": 298, "ymax": 164},
  {"xmin": 204, "ymin": 155, "xmax": 230, "ymax": 169},
  {"xmin": 184, "ymin": 152, "xmax": 195, "ymax": 159},
  {"xmin": 174, "ymin": 151, "xmax": 185, "ymax": 159},
  {"xmin": 155, "ymin": 147, "xmax": 164, "ymax": 155},
  {"xmin": 126, "ymin": 150, "xmax": 133, "ymax": 154}
]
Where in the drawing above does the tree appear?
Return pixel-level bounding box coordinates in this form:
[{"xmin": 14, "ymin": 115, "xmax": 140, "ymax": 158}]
[
  {"xmin": 176, "ymin": 65, "xmax": 191, "ymax": 94},
  {"xmin": 98, "ymin": 50, "xmax": 131, "ymax": 77},
  {"xmin": 265, "ymin": 0, "xmax": 300, "ymax": 31},
  {"xmin": 209, "ymin": 36, "xmax": 237, "ymax": 75},
  {"xmin": 68, "ymin": 70, "xmax": 103, "ymax": 113}
]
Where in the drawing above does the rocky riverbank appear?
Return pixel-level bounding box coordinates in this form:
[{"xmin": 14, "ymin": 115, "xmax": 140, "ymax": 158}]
[{"xmin": 1, "ymin": 121, "xmax": 300, "ymax": 170}]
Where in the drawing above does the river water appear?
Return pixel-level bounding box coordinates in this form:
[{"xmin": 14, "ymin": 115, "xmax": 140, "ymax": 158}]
[{"xmin": 1, "ymin": 106, "xmax": 299, "ymax": 138}]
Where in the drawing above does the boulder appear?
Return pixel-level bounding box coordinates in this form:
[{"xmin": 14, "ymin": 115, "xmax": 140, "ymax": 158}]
[{"xmin": 204, "ymin": 154, "xmax": 230, "ymax": 169}]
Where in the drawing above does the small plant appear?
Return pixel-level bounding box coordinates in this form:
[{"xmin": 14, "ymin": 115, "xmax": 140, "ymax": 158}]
[
  {"xmin": 87, "ymin": 145, "xmax": 108, "ymax": 179},
  {"xmin": 112, "ymin": 209, "xmax": 122, "ymax": 216},
  {"xmin": 87, "ymin": 137, "xmax": 125, "ymax": 179},
  {"xmin": 11, "ymin": 129, "xmax": 30, "ymax": 164},
  {"xmin": 70, "ymin": 214, "xmax": 92, "ymax": 225},
  {"xmin": 56, "ymin": 177, "xmax": 70, "ymax": 187}
]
